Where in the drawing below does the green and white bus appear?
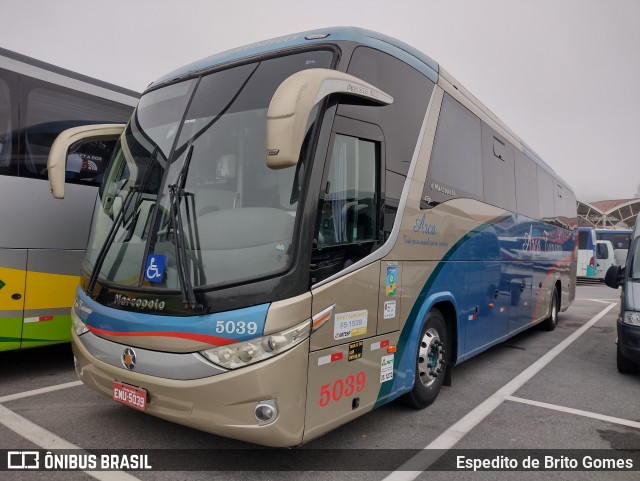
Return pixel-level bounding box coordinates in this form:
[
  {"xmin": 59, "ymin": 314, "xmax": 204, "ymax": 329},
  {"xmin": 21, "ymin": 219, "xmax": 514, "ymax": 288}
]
[
  {"xmin": 0, "ymin": 47, "xmax": 138, "ymax": 351},
  {"xmin": 48, "ymin": 28, "xmax": 577, "ymax": 446}
]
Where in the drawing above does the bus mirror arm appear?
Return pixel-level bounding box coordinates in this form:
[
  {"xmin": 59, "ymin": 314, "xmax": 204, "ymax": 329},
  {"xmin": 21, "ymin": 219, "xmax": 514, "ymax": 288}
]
[
  {"xmin": 265, "ymin": 68, "xmax": 393, "ymax": 169},
  {"xmin": 47, "ymin": 124, "xmax": 126, "ymax": 199}
]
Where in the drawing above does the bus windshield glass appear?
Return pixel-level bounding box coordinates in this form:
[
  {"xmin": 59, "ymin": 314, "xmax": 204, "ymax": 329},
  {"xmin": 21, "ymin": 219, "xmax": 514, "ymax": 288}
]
[{"xmin": 84, "ymin": 50, "xmax": 333, "ymax": 289}]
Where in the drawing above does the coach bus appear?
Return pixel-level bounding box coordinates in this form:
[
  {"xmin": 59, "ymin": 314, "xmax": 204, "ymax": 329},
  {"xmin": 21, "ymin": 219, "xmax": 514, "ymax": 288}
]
[
  {"xmin": 47, "ymin": 28, "xmax": 577, "ymax": 446},
  {"xmin": 0, "ymin": 47, "xmax": 138, "ymax": 351}
]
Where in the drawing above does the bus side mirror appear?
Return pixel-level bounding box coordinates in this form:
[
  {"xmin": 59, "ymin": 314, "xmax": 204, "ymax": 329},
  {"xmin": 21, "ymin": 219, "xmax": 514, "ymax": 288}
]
[
  {"xmin": 265, "ymin": 68, "xmax": 393, "ymax": 169},
  {"xmin": 604, "ymin": 264, "xmax": 624, "ymax": 289},
  {"xmin": 48, "ymin": 124, "xmax": 125, "ymax": 199}
]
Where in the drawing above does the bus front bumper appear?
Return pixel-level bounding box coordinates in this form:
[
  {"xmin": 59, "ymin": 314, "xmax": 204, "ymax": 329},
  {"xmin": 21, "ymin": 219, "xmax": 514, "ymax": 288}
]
[{"xmin": 72, "ymin": 330, "xmax": 309, "ymax": 447}]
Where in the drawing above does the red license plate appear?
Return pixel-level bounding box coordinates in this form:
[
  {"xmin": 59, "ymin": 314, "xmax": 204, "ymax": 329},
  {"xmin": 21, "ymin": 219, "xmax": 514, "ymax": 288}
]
[{"xmin": 112, "ymin": 381, "xmax": 147, "ymax": 411}]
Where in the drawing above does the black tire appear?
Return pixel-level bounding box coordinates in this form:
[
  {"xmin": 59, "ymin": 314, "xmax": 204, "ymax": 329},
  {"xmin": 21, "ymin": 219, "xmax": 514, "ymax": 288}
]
[
  {"xmin": 400, "ymin": 308, "xmax": 449, "ymax": 409},
  {"xmin": 617, "ymin": 344, "xmax": 637, "ymax": 374},
  {"xmin": 541, "ymin": 287, "xmax": 559, "ymax": 331}
]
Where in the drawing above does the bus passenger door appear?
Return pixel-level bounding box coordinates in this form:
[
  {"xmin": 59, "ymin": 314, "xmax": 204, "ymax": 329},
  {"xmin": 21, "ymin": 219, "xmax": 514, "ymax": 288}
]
[
  {"xmin": 0, "ymin": 250, "xmax": 27, "ymax": 351},
  {"xmin": 305, "ymin": 117, "xmax": 390, "ymax": 441}
]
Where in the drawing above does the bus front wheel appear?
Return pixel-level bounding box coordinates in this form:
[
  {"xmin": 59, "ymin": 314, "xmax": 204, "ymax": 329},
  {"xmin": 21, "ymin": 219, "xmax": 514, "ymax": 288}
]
[{"xmin": 401, "ymin": 308, "xmax": 449, "ymax": 409}]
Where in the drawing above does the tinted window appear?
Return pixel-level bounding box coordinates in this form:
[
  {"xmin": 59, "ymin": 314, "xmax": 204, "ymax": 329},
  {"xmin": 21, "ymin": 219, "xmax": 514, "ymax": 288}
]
[
  {"xmin": 537, "ymin": 166, "xmax": 555, "ymax": 220},
  {"xmin": 597, "ymin": 232, "xmax": 631, "ymax": 249},
  {"xmin": 482, "ymin": 123, "xmax": 516, "ymax": 211},
  {"xmin": 563, "ymin": 186, "xmax": 578, "ymax": 229},
  {"xmin": 317, "ymin": 134, "xmax": 378, "ymax": 247},
  {"xmin": 21, "ymin": 84, "xmax": 132, "ymax": 184},
  {"xmin": 424, "ymin": 93, "xmax": 483, "ymax": 205},
  {"xmin": 339, "ymin": 47, "xmax": 434, "ymax": 177},
  {"xmin": 631, "ymin": 240, "xmax": 640, "ymax": 279},
  {"xmin": 0, "ymin": 76, "xmax": 133, "ymax": 183},
  {"xmin": 596, "ymin": 242, "xmax": 609, "ymax": 259},
  {"xmin": 514, "ymin": 150, "xmax": 539, "ymax": 219},
  {"xmin": 578, "ymin": 231, "xmax": 590, "ymax": 249},
  {"xmin": 0, "ymin": 75, "xmax": 13, "ymax": 174}
]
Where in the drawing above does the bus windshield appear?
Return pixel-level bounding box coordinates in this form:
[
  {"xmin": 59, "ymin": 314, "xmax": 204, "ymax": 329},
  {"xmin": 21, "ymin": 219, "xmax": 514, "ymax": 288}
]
[{"xmin": 84, "ymin": 50, "xmax": 333, "ymax": 289}]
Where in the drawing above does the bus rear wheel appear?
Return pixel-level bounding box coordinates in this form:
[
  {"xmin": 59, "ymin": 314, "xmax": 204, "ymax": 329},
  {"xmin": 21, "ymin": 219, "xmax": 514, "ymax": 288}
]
[
  {"xmin": 400, "ymin": 308, "xmax": 449, "ymax": 409},
  {"xmin": 541, "ymin": 287, "xmax": 559, "ymax": 331}
]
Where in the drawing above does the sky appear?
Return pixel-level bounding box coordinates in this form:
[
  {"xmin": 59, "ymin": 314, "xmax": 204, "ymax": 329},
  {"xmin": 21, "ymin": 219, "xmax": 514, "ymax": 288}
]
[{"xmin": 1, "ymin": 0, "xmax": 638, "ymax": 203}]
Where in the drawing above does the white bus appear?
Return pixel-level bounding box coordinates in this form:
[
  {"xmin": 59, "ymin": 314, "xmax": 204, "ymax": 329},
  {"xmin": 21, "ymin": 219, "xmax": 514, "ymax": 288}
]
[
  {"xmin": 48, "ymin": 28, "xmax": 577, "ymax": 446},
  {"xmin": 0, "ymin": 47, "xmax": 138, "ymax": 351},
  {"xmin": 578, "ymin": 227, "xmax": 597, "ymax": 278}
]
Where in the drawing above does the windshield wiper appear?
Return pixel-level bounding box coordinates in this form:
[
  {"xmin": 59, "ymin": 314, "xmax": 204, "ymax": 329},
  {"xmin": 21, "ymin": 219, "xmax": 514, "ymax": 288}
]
[
  {"xmin": 168, "ymin": 144, "xmax": 199, "ymax": 309},
  {"xmin": 87, "ymin": 185, "xmax": 140, "ymax": 298}
]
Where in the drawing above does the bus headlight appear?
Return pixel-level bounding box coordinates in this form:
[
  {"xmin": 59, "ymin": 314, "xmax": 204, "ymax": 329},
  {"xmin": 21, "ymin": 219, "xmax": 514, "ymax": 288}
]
[
  {"xmin": 200, "ymin": 319, "xmax": 310, "ymax": 369},
  {"xmin": 71, "ymin": 306, "xmax": 89, "ymax": 336},
  {"xmin": 623, "ymin": 311, "xmax": 640, "ymax": 326}
]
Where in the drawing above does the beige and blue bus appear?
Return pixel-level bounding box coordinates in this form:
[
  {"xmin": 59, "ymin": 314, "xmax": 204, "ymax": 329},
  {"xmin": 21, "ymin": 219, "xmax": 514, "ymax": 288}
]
[
  {"xmin": 0, "ymin": 48, "xmax": 138, "ymax": 351},
  {"xmin": 47, "ymin": 28, "xmax": 577, "ymax": 446}
]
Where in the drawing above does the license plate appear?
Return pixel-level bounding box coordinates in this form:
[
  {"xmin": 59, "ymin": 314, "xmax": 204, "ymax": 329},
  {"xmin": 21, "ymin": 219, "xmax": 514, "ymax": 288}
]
[{"xmin": 112, "ymin": 381, "xmax": 147, "ymax": 411}]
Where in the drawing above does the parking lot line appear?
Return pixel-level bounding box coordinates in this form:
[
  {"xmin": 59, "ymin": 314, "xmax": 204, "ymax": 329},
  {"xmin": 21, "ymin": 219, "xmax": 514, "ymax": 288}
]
[
  {"xmin": 0, "ymin": 380, "xmax": 83, "ymax": 403},
  {"xmin": 382, "ymin": 302, "xmax": 617, "ymax": 481},
  {"xmin": 505, "ymin": 395, "xmax": 640, "ymax": 430},
  {"xmin": 0, "ymin": 404, "xmax": 141, "ymax": 480}
]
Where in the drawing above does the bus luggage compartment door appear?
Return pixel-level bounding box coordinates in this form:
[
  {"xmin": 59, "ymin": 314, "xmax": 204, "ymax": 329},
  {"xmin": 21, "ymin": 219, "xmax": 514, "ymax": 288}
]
[{"xmin": 0, "ymin": 249, "xmax": 27, "ymax": 351}]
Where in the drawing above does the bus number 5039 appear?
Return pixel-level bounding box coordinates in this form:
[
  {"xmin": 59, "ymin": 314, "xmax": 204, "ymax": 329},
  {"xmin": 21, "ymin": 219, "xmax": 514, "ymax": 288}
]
[{"xmin": 319, "ymin": 372, "xmax": 366, "ymax": 406}]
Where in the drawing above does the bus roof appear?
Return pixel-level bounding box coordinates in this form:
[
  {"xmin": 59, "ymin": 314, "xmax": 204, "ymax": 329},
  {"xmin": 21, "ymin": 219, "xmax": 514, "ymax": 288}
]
[
  {"xmin": 149, "ymin": 27, "xmax": 439, "ymax": 89},
  {"xmin": 0, "ymin": 47, "xmax": 140, "ymax": 103},
  {"xmin": 148, "ymin": 26, "xmax": 571, "ymax": 193}
]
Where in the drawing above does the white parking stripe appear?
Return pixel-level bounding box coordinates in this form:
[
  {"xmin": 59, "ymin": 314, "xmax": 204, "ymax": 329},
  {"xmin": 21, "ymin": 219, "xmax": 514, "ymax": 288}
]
[
  {"xmin": 0, "ymin": 404, "xmax": 141, "ymax": 480},
  {"xmin": 0, "ymin": 381, "xmax": 83, "ymax": 403},
  {"xmin": 506, "ymin": 395, "xmax": 640, "ymax": 430},
  {"xmin": 382, "ymin": 302, "xmax": 617, "ymax": 481}
]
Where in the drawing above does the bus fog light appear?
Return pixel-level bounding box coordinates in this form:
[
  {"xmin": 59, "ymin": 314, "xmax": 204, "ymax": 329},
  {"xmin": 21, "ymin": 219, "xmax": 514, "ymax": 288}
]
[{"xmin": 254, "ymin": 400, "xmax": 277, "ymax": 425}]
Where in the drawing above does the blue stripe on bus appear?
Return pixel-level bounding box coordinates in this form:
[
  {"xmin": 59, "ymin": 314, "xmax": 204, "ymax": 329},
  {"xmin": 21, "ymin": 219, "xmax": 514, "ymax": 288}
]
[
  {"xmin": 74, "ymin": 288, "xmax": 269, "ymax": 345},
  {"xmin": 375, "ymin": 214, "xmax": 576, "ymax": 407}
]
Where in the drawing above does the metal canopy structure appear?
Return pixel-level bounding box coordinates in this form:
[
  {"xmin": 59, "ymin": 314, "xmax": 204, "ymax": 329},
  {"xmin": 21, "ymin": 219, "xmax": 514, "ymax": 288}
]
[{"xmin": 577, "ymin": 198, "xmax": 640, "ymax": 229}]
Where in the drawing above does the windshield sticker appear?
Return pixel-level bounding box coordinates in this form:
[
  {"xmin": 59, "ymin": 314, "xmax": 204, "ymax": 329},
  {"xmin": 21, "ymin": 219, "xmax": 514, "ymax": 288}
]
[
  {"xmin": 380, "ymin": 354, "xmax": 394, "ymax": 383},
  {"xmin": 334, "ymin": 309, "xmax": 368, "ymax": 340},
  {"xmin": 386, "ymin": 266, "xmax": 397, "ymax": 297},
  {"xmin": 144, "ymin": 255, "xmax": 166, "ymax": 283},
  {"xmin": 384, "ymin": 300, "xmax": 396, "ymax": 319}
]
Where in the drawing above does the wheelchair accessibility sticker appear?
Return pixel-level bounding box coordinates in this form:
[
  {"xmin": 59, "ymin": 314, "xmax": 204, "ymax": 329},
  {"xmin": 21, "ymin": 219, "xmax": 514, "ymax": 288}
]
[{"xmin": 144, "ymin": 254, "xmax": 166, "ymax": 283}]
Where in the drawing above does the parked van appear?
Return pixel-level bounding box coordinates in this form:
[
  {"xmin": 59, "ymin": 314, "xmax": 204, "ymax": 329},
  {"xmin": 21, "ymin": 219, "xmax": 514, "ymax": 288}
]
[
  {"xmin": 605, "ymin": 221, "xmax": 640, "ymax": 373},
  {"xmin": 595, "ymin": 240, "xmax": 616, "ymax": 280}
]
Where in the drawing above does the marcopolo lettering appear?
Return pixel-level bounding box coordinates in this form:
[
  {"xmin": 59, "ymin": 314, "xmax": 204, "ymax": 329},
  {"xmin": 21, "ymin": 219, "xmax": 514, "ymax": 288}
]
[{"xmin": 113, "ymin": 294, "xmax": 166, "ymax": 311}]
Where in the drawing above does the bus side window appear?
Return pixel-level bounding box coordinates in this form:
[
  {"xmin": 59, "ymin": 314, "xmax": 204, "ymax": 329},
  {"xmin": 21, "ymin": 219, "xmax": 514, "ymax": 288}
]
[
  {"xmin": 423, "ymin": 93, "xmax": 483, "ymax": 207},
  {"xmin": 0, "ymin": 72, "xmax": 17, "ymax": 177}
]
